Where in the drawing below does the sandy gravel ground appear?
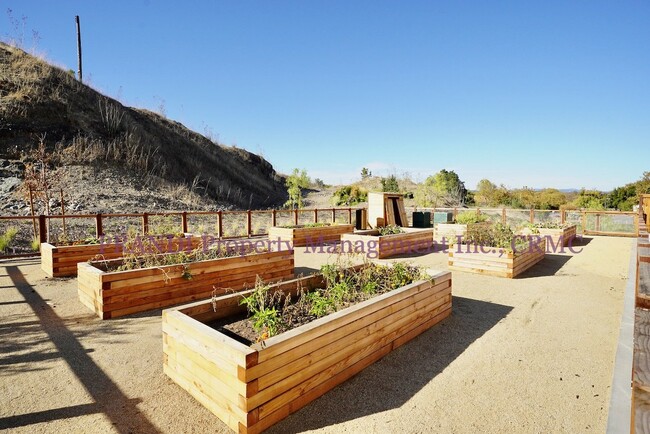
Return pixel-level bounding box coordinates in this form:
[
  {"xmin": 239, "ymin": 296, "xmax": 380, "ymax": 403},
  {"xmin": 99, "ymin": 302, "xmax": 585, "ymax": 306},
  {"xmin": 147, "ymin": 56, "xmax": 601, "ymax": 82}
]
[{"xmin": 0, "ymin": 236, "xmax": 631, "ymax": 433}]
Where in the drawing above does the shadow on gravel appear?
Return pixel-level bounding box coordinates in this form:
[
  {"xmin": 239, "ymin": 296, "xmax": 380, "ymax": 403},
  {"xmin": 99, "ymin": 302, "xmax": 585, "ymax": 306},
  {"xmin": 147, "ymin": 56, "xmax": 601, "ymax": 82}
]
[
  {"xmin": 266, "ymin": 296, "xmax": 513, "ymax": 433},
  {"xmin": 0, "ymin": 266, "xmax": 161, "ymax": 434},
  {"xmin": 517, "ymin": 254, "xmax": 572, "ymax": 279}
]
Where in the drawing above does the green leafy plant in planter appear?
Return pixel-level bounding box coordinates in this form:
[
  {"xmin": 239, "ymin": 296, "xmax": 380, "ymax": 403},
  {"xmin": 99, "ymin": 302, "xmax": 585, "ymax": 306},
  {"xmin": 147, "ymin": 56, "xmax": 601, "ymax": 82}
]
[
  {"xmin": 528, "ymin": 222, "xmax": 571, "ymax": 230},
  {"xmin": 464, "ymin": 222, "xmax": 531, "ymax": 253},
  {"xmin": 236, "ymin": 260, "xmax": 428, "ymax": 342},
  {"xmin": 377, "ymin": 225, "xmax": 404, "ymax": 236},
  {"xmin": 455, "ymin": 210, "xmax": 489, "ymax": 224}
]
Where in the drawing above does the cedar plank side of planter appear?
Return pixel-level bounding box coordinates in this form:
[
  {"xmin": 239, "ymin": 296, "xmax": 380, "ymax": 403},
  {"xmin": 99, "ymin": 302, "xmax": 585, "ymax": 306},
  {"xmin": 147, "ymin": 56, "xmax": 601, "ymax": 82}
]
[
  {"xmin": 162, "ymin": 269, "xmax": 452, "ymax": 433},
  {"xmin": 536, "ymin": 225, "xmax": 577, "ymax": 248},
  {"xmin": 340, "ymin": 228, "xmax": 434, "ymax": 259},
  {"xmin": 448, "ymin": 238, "xmax": 546, "ymax": 278},
  {"xmin": 78, "ymin": 250, "xmax": 294, "ymax": 319},
  {"xmin": 41, "ymin": 235, "xmax": 202, "ymax": 278},
  {"xmin": 268, "ymin": 224, "xmax": 355, "ymax": 249}
]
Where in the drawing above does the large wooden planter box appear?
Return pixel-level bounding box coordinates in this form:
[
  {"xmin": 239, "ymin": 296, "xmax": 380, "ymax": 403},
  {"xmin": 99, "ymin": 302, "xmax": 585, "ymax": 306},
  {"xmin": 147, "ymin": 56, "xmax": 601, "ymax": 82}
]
[
  {"xmin": 268, "ymin": 224, "xmax": 354, "ymax": 248},
  {"xmin": 77, "ymin": 250, "xmax": 294, "ymax": 319},
  {"xmin": 340, "ymin": 228, "xmax": 434, "ymax": 259},
  {"xmin": 448, "ymin": 237, "xmax": 546, "ymax": 278},
  {"xmin": 162, "ymin": 269, "xmax": 452, "ymax": 433},
  {"xmin": 536, "ymin": 225, "xmax": 577, "ymax": 248},
  {"xmin": 41, "ymin": 234, "xmax": 201, "ymax": 278}
]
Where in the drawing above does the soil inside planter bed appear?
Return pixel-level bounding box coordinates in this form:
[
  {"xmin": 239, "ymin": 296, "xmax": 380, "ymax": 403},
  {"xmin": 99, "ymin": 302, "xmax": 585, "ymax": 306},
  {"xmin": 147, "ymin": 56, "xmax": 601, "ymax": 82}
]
[
  {"xmin": 207, "ymin": 306, "xmax": 320, "ymax": 345},
  {"xmin": 206, "ymin": 263, "xmax": 428, "ymax": 345}
]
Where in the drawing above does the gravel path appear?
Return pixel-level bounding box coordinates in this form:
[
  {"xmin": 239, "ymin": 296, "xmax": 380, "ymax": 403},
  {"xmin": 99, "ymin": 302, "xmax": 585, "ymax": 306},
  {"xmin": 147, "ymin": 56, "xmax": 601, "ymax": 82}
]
[{"xmin": 0, "ymin": 236, "xmax": 630, "ymax": 433}]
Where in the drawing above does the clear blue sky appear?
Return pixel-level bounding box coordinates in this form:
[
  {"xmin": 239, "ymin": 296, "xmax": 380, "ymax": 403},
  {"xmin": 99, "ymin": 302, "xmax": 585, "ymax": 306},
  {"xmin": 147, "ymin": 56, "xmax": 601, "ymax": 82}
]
[{"xmin": 2, "ymin": 1, "xmax": 649, "ymax": 190}]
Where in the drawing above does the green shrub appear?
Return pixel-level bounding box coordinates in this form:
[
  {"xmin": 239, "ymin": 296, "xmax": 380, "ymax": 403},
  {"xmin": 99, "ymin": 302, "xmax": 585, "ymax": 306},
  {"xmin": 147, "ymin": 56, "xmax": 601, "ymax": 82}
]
[
  {"xmin": 0, "ymin": 227, "xmax": 19, "ymax": 252},
  {"xmin": 464, "ymin": 222, "xmax": 531, "ymax": 252},
  {"xmin": 332, "ymin": 185, "xmax": 368, "ymax": 206},
  {"xmin": 455, "ymin": 211, "xmax": 488, "ymax": 224}
]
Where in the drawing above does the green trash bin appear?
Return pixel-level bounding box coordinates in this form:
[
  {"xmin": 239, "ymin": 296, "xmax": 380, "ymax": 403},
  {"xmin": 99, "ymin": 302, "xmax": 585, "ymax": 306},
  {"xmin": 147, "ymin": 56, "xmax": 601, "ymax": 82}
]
[
  {"xmin": 412, "ymin": 212, "xmax": 432, "ymax": 228},
  {"xmin": 433, "ymin": 212, "xmax": 454, "ymax": 224}
]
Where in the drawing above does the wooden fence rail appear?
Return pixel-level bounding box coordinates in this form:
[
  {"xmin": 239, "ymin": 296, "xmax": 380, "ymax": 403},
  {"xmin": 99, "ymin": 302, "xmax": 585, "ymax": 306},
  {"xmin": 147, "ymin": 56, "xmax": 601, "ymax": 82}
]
[{"xmin": 0, "ymin": 206, "xmax": 641, "ymax": 258}]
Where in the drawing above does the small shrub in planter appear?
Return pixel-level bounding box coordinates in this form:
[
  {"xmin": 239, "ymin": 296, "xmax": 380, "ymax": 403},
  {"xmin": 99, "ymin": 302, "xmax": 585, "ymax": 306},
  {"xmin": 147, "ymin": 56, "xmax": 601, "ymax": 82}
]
[{"xmin": 448, "ymin": 223, "xmax": 546, "ymax": 278}]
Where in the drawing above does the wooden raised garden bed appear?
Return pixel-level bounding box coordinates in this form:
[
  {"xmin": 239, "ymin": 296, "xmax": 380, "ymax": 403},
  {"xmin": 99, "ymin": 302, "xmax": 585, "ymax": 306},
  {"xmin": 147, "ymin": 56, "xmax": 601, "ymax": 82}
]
[
  {"xmin": 77, "ymin": 249, "xmax": 294, "ymax": 319},
  {"xmin": 448, "ymin": 237, "xmax": 546, "ymax": 278},
  {"xmin": 162, "ymin": 268, "xmax": 452, "ymax": 433},
  {"xmin": 41, "ymin": 234, "xmax": 202, "ymax": 278},
  {"xmin": 267, "ymin": 224, "xmax": 354, "ymax": 248},
  {"xmin": 535, "ymin": 225, "xmax": 577, "ymax": 248},
  {"xmin": 340, "ymin": 228, "xmax": 434, "ymax": 259}
]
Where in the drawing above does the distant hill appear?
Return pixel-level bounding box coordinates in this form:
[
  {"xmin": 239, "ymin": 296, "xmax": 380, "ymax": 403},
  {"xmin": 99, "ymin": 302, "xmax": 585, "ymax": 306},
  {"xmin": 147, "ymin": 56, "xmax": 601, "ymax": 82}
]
[{"xmin": 0, "ymin": 43, "xmax": 287, "ymax": 213}]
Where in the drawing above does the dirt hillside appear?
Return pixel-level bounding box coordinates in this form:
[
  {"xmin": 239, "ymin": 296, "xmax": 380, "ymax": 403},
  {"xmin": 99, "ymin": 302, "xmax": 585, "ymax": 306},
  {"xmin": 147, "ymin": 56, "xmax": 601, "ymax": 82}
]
[{"xmin": 0, "ymin": 43, "xmax": 287, "ymax": 213}]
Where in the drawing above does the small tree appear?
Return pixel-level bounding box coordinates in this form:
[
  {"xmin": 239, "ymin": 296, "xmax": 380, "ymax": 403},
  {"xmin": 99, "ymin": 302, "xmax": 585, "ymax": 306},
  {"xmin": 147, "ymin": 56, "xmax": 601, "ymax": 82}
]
[
  {"xmin": 381, "ymin": 175, "xmax": 399, "ymax": 193},
  {"xmin": 284, "ymin": 168, "xmax": 310, "ymax": 209},
  {"xmin": 361, "ymin": 167, "xmax": 372, "ymax": 179}
]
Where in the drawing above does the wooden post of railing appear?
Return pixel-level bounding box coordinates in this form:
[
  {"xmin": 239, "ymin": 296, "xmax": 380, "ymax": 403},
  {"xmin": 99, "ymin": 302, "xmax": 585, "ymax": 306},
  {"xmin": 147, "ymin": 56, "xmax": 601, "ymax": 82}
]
[
  {"xmin": 530, "ymin": 209, "xmax": 534, "ymax": 224},
  {"xmin": 38, "ymin": 215, "xmax": 47, "ymax": 243},
  {"xmin": 476, "ymin": 208, "xmax": 481, "ymax": 217},
  {"xmin": 561, "ymin": 209, "xmax": 566, "ymax": 224},
  {"xmin": 142, "ymin": 212, "xmax": 149, "ymax": 235},
  {"xmin": 596, "ymin": 213, "xmax": 601, "ymax": 232},
  {"xmin": 314, "ymin": 209, "xmax": 318, "ymax": 223},
  {"xmin": 331, "ymin": 208, "xmax": 336, "ymax": 223},
  {"xmin": 181, "ymin": 211, "xmax": 188, "ymax": 234},
  {"xmin": 247, "ymin": 210, "xmax": 252, "ymax": 237},
  {"xmin": 501, "ymin": 208, "xmax": 506, "ymax": 225},
  {"xmin": 29, "ymin": 187, "xmax": 37, "ymax": 237},
  {"xmin": 453, "ymin": 207, "xmax": 458, "ymax": 221},
  {"xmin": 348, "ymin": 208, "xmax": 352, "ymax": 224},
  {"xmin": 581, "ymin": 211, "xmax": 587, "ymax": 234},
  {"xmin": 294, "ymin": 209, "xmax": 299, "ymax": 225},
  {"xmin": 271, "ymin": 209, "xmax": 277, "ymax": 227},
  {"xmin": 95, "ymin": 213, "xmax": 103, "ymax": 237},
  {"xmin": 217, "ymin": 211, "xmax": 223, "ymax": 238},
  {"xmin": 60, "ymin": 189, "xmax": 67, "ymax": 239}
]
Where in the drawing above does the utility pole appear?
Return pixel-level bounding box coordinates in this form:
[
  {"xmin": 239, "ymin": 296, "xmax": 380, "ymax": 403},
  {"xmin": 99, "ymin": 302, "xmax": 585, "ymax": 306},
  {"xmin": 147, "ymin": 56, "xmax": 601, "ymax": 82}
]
[{"xmin": 75, "ymin": 15, "xmax": 82, "ymax": 82}]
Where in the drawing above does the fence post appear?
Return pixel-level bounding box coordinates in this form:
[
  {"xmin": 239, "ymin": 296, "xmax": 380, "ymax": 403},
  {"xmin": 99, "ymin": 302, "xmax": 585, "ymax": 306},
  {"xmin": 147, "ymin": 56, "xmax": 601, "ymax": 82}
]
[
  {"xmin": 181, "ymin": 211, "xmax": 188, "ymax": 234},
  {"xmin": 529, "ymin": 209, "xmax": 534, "ymax": 224},
  {"xmin": 596, "ymin": 213, "xmax": 601, "ymax": 232},
  {"xmin": 331, "ymin": 208, "xmax": 336, "ymax": 223},
  {"xmin": 38, "ymin": 215, "xmax": 47, "ymax": 243},
  {"xmin": 581, "ymin": 211, "xmax": 586, "ymax": 234},
  {"xmin": 561, "ymin": 210, "xmax": 566, "ymax": 224},
  {"xmin": 501, "ymin": 208, "xmax": 506, "ymax": 225},
  {"xmin": 247, "ymin": 210, "xmax": 252, "ymax": 237},
  {"xmin": 453, "ymin": 207, "xmax": 458, "ymax": 221},
  {"xmin": 60, "ymin": 189, "xmax": 67, "ymax": 239},
  {"xmin": 142, "ymin": 213, "xmax": 149, "ymax": 235},
  {"xmin": 95, "ymin": 213, "xmax": 103, "ymax": 237},
  {"xmin": 217, "ymin": 211, "xmax": 223, "ymax": 238},
  {"xmin": 476, "ymin": 208, "xmax": 481, "ymax": 217},
  {"xmin": 294, "ymin": 209, "xmax": 299, "ymax": 225},
  {"xmin": 272, "ymin": 209, "xmax": 277, "ymax": 227},
  {"xmin": 348, "ymin": 208, "xmax": 352, "ymax": 224},
  {"xmin": 314, "ymin": 208, "xmax": 318, "ymax": 223}
]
